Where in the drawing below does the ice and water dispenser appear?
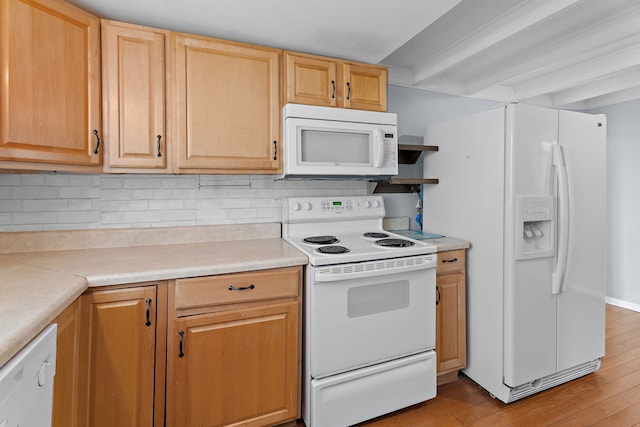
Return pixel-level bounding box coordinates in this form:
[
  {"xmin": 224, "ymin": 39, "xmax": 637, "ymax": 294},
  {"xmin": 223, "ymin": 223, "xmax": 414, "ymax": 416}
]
[{"xmin": 515, "ymin": 196, "xmax": 554, "ymax": 260}]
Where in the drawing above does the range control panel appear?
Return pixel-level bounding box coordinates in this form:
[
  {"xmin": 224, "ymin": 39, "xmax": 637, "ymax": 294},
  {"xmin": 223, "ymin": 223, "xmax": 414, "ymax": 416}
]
[{"xmin": 283, "ymin": 196, "xmax": 386, "ymax": 222}]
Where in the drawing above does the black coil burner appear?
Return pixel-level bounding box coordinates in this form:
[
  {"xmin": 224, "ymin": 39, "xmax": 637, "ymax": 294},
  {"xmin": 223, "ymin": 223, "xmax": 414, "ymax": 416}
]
[
  {"xmin": 363, "ymin": 232, "xmax": 389, "ymax": 239},
  {"xmin": 374, "ymin": 238, "xmax": 415, "ymax": 248},
  {"xmin": 303, "ymin": 235, "xmax": 339, "ymax": 245},
  {"xmin": 317, "ymin": 245, "xmax": 350, "ymax": 254}
]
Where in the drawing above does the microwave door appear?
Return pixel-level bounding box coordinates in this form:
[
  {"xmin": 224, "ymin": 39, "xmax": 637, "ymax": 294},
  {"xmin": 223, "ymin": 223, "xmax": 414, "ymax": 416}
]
[
  {"xmin": 299, "ymin": 128, "xmax": 372, "ymax": 166},
  {"xmin": 283, "ymin": 117, "xmax": 397, "ymax": 177}
]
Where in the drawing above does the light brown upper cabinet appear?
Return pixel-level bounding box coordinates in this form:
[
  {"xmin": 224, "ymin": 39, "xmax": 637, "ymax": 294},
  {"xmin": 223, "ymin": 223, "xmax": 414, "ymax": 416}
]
[
  {"xmin": 284, "ymin": 51, "xmax": 388, "ymax": 112},
  {"xmin": 172, "ymin": 33, "xmax": 281, "ymax": 174},
  {"xmin": 102, "ymin": 20, "xmax": 170, "ymax": 173},
  {"xmin": 0, "ymin": 0, "xmax": 101, "ymax": 171}
]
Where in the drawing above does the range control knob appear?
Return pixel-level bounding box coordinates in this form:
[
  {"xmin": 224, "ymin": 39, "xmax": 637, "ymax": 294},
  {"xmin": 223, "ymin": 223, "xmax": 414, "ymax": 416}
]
[
  {"xmin": 292, "ymin": 202, "xmax": 302, "ymax": 211},
  {"xmin": 363, "ymin": 200, "xmax": 371, "ymax": 208},
  {"xmin": 373, "ymin": 199, "xmax": 381, "ymax": 208},
  {"xmin": 303, "ymin": 202, "xmax": 313, "ymax": 211}
]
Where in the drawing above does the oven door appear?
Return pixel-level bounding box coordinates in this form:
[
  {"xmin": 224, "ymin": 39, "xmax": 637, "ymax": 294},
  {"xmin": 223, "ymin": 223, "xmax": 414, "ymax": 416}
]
[{"xmin": 307, "ymin": 256, "xmax": 436, "ymax": 378}]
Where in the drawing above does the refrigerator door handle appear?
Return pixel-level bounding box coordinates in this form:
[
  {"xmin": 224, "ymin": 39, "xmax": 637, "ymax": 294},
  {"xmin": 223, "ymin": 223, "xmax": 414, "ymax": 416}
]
[{"xmin": 552, "ymin": 144, "xmax": 570, "ymax": 295}]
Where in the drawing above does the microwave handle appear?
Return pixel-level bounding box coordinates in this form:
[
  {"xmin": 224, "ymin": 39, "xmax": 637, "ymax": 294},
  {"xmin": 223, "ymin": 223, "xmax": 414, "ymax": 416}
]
[{"xmin": 373, "ymin": 128, "xmax": 385, "ymax": 168}]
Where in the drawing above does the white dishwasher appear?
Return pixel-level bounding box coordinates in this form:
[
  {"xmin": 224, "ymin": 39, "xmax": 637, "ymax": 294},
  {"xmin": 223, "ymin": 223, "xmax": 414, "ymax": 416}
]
[{"xmin": 0, "ymin": 324, "xmax": 57, "ymax": 427}]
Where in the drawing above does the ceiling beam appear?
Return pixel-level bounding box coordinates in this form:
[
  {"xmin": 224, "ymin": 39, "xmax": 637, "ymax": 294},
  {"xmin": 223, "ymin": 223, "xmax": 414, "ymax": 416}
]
[
  {"xmin": 465, "ymin": 4, "xmax": 640, "ymax": 94},
  {"xmin": 551, "ymin": 66, "xmax": 640, "ymax": 107},
  {"xmin": 412, "ymin": 0, "xmax": 581, "ymax": 85},
  {"xmin": 513, "ymin": 45, "xmax": 640, "ymax": 100},
  {"xmin": 583, "ymin": 86, "xmax": 640, "ymax": 110}
]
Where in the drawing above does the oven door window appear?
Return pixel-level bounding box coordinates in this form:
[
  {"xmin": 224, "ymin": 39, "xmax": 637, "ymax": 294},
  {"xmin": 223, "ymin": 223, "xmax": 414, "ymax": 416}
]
[
  {"xmin": 347, "ymin": 280, "xmax": 409, "ymax": 318},
  {"xmin": 309, "ymin": 267, "xmax": 435, "ymax": 379},
  {"xmin": 299, "ymin": 128, "xmax": 371, "ymax": 165}
]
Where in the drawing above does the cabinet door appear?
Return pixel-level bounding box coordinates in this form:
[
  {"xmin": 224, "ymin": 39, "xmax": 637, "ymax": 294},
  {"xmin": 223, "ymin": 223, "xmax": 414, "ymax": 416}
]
[
  {"xmin": 78, "ymin": 286, "xmax": 158, "ymax": 427},
  {"xmin": 284, "ymin": 52, "xmax": 338, "ymax": 107},
  {"xmin": 173, "ymin": 34, "xmax": 281, "ymax": 173},
  {"xmin": 168, "ymin": 301, "xmax": 299, "ymax": 427},
  {"xmin": 52, "ymin": 299, "xmax": 81, "ymax": 427},
  {"xmin": 435, "ymin": 272, "xmax": 466, "ymax": 374},
  {"xmin": 0, "ymin": 0, "xmax": 101, "ymax": 167},
  {"xmin": 102, "ymin": 20, "xmax": 169, "ymax": 172},
  {"xmin": 342, "ymin": 62, "xmax": 388, "ymax": 112}
]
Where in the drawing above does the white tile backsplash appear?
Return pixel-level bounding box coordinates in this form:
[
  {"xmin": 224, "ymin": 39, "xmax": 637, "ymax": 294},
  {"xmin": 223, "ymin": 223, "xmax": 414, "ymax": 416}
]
[{"xmin": 0, "ymin": 173, "xmax": 368, "ymax": 231}]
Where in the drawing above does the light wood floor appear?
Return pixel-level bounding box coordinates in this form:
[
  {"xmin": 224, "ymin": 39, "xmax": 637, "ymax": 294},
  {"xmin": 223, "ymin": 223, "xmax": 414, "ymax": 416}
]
[{"xmin": 297, "ymin": 304, "xmax": 640, "ymax": 426}]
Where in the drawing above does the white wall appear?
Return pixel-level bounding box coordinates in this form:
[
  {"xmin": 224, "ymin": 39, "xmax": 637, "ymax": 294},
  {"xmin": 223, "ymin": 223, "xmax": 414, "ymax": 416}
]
[
  {"xmin": 589, "ymin": 99, "xmax": 640, "ymax": 309},
  {"xmin": 384, "ymin": 85, "xmax": 497, "ymax": 229},
  {"xmin": 0, "ymin": 174, "xmax": 366, "ymax": 231}
]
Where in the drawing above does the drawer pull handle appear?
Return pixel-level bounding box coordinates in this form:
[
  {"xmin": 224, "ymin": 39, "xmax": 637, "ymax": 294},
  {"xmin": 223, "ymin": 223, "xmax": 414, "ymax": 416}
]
[
  {"xmin": 145, "ymin": 298, "xmax": 152, "ymax": 326},
  {"xmin": 178, "ymin": 330, "xmax": 185, "ymax": 358},
  {"xmin": 442, "ymin": 258, "xmax": 458, "ymax": 263},
  {"xmin": 228, "ymin": 284, "xmax": 255, "ymax": 291},
  {"xmin": 436, "ymin": 286, "xmax": 441, "ymax": 305}
]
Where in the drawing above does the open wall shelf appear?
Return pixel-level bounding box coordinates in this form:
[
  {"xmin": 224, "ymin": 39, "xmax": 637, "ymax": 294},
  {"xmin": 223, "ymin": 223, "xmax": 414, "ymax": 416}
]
[
  {"xmin": 397, "ymin": 144, "xmax": 439, "ymax": 164},
  {"xmin": 372, "ymin": 142, "xmax": 439, "ymax": 193}
]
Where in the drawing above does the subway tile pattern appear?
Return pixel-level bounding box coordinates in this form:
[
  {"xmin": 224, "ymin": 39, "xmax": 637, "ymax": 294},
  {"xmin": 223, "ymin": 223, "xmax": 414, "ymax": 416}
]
[{"xmin": 0, "ymin": 174, "xmax": 368, "ymax": 231}]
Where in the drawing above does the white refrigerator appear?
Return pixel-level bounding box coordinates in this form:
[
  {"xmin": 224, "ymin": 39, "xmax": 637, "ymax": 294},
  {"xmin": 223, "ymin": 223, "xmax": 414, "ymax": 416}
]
[{"xmin": 423, "ymin": 103, "xmax": 606, "ymax": 403}]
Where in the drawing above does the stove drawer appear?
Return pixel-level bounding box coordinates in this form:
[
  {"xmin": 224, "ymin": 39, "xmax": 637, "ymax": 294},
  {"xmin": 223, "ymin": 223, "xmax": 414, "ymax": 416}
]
[
  {"xmin": 174, "ymin": 267, "xmax": 301, "ymax": 311},
  {"xmin": 308, "ymin": 351, "xmax": 436, "ymax": 427}
]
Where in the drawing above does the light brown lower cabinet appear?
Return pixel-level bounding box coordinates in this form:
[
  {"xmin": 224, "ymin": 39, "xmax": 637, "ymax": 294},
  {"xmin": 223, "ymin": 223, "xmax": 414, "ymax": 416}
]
[
  {"xmin": 435, "ymin": 249, "xmax": 467, "ymax": 385},
  {"xmin": 52, "ymin": 282, "xmax": 167, "ymax": 427},
  {"xmin": 52, "ymin": 267, "xmax": 301, "ymax": 427},
  {"xmin": 166, "ymin": 266, "xmax": 302, "ymax": 427},
  {"xmin": 52, "ymin": 298, "xmax": 81, "ymax": 427}
]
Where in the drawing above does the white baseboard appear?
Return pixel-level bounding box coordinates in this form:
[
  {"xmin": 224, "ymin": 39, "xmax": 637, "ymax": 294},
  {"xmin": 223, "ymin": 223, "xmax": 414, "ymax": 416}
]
[{"xmin": 606, "ymin": 297, "xmax": 640, "ymax": 312}]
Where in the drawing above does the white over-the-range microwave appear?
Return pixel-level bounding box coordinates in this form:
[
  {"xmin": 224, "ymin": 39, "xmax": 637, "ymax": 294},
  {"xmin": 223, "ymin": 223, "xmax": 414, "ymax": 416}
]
[{"xmin": 282, "ymin": 103, "xmax": 398, "ymax": 179}]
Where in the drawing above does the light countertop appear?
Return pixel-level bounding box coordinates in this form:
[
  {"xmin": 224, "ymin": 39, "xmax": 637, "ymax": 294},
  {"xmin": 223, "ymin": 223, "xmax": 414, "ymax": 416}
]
[
  {"xmin": 389, "ymin": 230, "xmax": 470, "ymax": 252},
  {"xmin": 0, "ymin": 224, "xmax": 308, "ymax": 367},
  {"xmin": 383, "ymin": 217, "xmax": 470, "ymax": 252}
]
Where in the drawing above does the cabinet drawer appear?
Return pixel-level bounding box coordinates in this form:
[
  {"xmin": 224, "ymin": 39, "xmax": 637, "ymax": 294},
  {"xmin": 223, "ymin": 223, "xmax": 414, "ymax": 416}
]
[
  {"xmin": 437, "ymin": 250, "xmax": 466, "ymax": 275},
  {"xmin": 174, "ymin": 267, "xmax": 300, "ymax": 310}
]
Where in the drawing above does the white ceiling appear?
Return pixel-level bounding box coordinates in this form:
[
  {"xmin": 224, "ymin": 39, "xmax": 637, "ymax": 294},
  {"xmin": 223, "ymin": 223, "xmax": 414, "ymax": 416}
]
[{"xmin": 69, "ymin": 0, "xmax": 640, "ymax": 110}]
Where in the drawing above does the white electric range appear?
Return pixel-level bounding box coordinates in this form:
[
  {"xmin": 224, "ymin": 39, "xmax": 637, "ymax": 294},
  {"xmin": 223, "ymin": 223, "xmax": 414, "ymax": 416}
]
[{"xmin": 282, "ymin": 196, "xmax": 438, "ymax": 427}]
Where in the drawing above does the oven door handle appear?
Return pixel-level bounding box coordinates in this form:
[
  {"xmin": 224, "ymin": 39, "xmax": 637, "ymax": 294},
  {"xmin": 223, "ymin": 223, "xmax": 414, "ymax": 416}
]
[{"xmin": 313, "ymin": 255, "xmax": 436, "ymax": 283}]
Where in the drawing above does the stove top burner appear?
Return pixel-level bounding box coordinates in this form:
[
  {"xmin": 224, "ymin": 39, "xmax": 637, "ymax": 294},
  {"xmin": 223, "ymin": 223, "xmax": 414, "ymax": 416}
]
[
  {"xmin": 363, "ymin": 232, "xmax": 389, "ymax": 239},
  {"xmin": 303, "ymin": 235, "xmax": 339, "ymax": 245},
  {"xmin": 374, "ymin": 238, "xmax": 416, "ymax": 248},
  {"xmin": 317, "ymin": 245, "xmax": 350, "ymax": 254}
]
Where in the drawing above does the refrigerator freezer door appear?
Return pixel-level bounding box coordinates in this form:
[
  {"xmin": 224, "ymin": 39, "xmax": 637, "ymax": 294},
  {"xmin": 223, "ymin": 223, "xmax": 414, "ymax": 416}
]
[
  {"xmin": 503, "ymin": 104, "xmax": 558, "ymax": 387},
  {"xmin": 556, "ymin": 110, "xmax": 606, "ymax": 371},
  {"xmin": 423, "ymin": 106, "xmax": 506, "ymax": 397}
]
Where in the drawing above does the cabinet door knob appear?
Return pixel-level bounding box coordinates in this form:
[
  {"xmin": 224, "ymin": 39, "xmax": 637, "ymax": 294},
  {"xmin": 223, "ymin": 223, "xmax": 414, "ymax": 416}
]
[
  {"xmin": 92, "ymin": 129, "xmax": 100, "ymax": 154},
  {"xmin": 156, "ymin": 135, "xmax": 162, "ymax": 157},
  {"xmin": 273, "ymin": 141, "xmax": 278, "ymax": 161},
  {"xmin": 145, "ymin": 298, "xmax": 152, "ymax": 326},
  {"xmin": 346, "ymin": 82, "xmax": 351, "ymax": 100},
  {"xmin": 178, "ymin": 330, "xmax": 185, "ymax": 358},
  {"xmin": 331, "ymin": 80, "xmax": 336, "ymax": 99}
]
